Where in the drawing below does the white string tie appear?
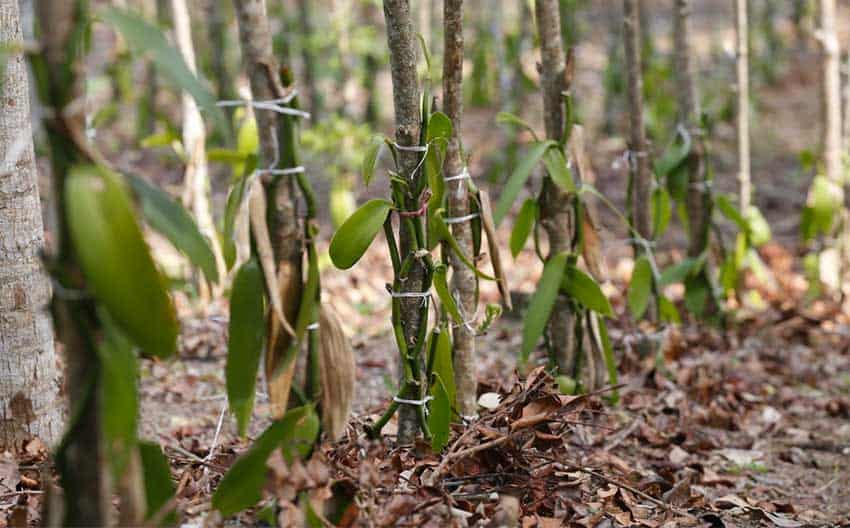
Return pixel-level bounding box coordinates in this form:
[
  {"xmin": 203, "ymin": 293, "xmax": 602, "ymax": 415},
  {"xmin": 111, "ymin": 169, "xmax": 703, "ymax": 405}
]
[
  {"xmin": 444, "ymin": 167, "xmax": 470, "ymax": 182},
  {"xmin": 216, "ymin": 94, "xmax": 310, "ymax": 119},
  {"xmin": 393, "ymin": 395, "xmax": 433, "ymax": 406},
  {"xmin": 391, "ymin": 141, "xmax": 428, "ymax": 152},
  {"xmin": 444, "ymin": 212, "xmax": 479, "ymax": 224},
  {"xmin": 256, "ymin": 166, "xmax": 306, "ymax": 176}
]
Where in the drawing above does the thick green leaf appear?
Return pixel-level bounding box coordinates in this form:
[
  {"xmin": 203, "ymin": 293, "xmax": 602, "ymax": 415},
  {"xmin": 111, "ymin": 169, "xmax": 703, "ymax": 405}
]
[
  {"xmin": 627, "ymin": 256, "xmax": 653, "ymax": 319},
  {"xmin": 429, "ymin": 326, "xmax": 455, "ymax": 409},
  {"xmin": 520, "ymin": 252, "xmax": 568, "ymax": 365},
  {"xmin": 684, "ymin": 272, "xmax": 710, "ymax": 317},
  {"xmin": 651, "ymin": 186, "xmax": 672, "ymax": 238},
  {"xmin": 745, "ymin": 205, "xmax": 771, "ymax": 246},
  {"xmin": 138, "ymin": 441, "xmax": 177, "ymax": 525},
  {"xmin": 65, "ymin": 165, "xmax": 178, "ymax": 358},
  {"xmin": 561, "ymin": 264, "xmax": 613, "ymax": 317},
  {"xmin": 433, "ymin": 264, "xmax": 462, "ymax": 325},
  {"xmin": 100, "ymin": 8, "xmax": 229, "ymax": 139},
  {"xmin": 226, "ymin": 258, "xmax": 266, "ymax": 437},
  {"xmin": 658, "ymin": 257, "xmax": 700, "ymax": 287},
  {"xmin": 653, "ymin": 128, "xmax": 692, "ymax": 179},
  {"xmin": 128, "ymin": 174, "xmax": 219, "ymax": 284},
  {"xmin": 658, "ymin": 295, "xmax": 681, "ymax": 324},
  {"xmin": 329, "ymin": 199, "xmax": 393, "ymax": 269},
  {"xmin": 493, "ymin": 140, "xmax": 556, "ymax": 226},
  {"xmin": 428, "ymin": 374, "xmax": 452, "ymax": 452},
  {"xmin": 541, "ymin": 148, "xmax": 575, "ymax": 193},
  {"xmin": 595, "ymin": 314, "xmax": 619, "ymax": 404},
  {"xmin": 556, "ymin": 375, "xmax": 577, "ymax": 395},
  {"xmin": 510, "ymin": 199, "xmax": 537, "ymax": 258},
  {"xmin": 361, "ymin": 136, "xmax": 383, "ymax": 186},
  {"xmin": 97, "ymin": 315, "xmax": 138, "ymax": 479},
  {"xmin": 425, "ymin": 113, "xmax": 452, "ymax": 249},
  {"xmin": 432, "ymin": 210, "xmax": 497, "ymax": 281},
  {"xmin": 212, "ymin": 406, "xmax": 318, "ymax": 516},
  {"xmin": 715, "ymin": 194, "xmax": 748, "ymax": 232},
  {"xmin": 666, "ymin": 163, "xmax": 689, "ymax": 202}
]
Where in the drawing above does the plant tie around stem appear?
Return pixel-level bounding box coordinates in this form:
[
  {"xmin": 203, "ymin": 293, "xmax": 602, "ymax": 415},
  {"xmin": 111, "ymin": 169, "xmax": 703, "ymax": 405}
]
[
  {"xmin": 689, "ymin": 180, "xmax": 713, "ymax": 193},
  {"xmin": 443, "ymin": 212, "xmax": 480, "ymax": 224},
  {"xmin": 216, "ymin": 91, "xmax": 311, "ymax": 119},
  {"xmin": 623, "ymin": 149, "xmax": 649, "ymax": 171},
  {"xmin": 256, "ymin": 166, "xmax": 305, "ymax": 176},
  {"xmin": 306, "ymin": 322, "xmax": 319, "ymax": 331},
  {"xmin": 393, "ymin": 395, "xmax": 434, "ymax": 416},
  {"xmin": 443, "ymin": 166, "xmax": 470, "ymax": 182},
  {"xmin": 388, "ymin": 289, "xmax": 431, "ymax": 307}
]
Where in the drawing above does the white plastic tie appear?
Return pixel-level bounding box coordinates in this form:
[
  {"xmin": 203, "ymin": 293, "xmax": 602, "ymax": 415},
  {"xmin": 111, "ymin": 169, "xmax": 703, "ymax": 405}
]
[
  {"xmin": 391, "ymin": 141, "xmax": 428, "ymax": 153},
  {"xmin": 443, "ymin": 212, "xmax": 480, "ymax": 225},
  {"xmin": 256, "ymin": 166, "xmax": 306, "ymax": 176},
  {"xmin": 393, "ymin": 395, "xmax": 433, "ymax": 406},
  {"xmin": 216, "ymin": 93, "xmax": 310, "ymax": 119},
  {"xmin": 444, "ymin": 167, "xmax": 471, "ymax": 182},
  {"xmin": 306, "ymin": 322, "xmax": 319, "ymax": 331}
]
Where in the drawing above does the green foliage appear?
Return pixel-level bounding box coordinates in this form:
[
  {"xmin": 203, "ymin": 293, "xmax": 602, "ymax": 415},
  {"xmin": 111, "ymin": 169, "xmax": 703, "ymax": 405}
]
[
  {"xmin": 212, "ymin": 406, "xmax": 319, "ymax": 517},
  {"xmin": 99, "ymin": 7, "xmax": 229, "ymax": 139},
  {"xmin": 428, "ymin": 374, "xmax": 452, "ymax": 452},
  {"xmin": 128, "ymin": 174, "xmax": 219, "ymax": 284},
  {"xmin": 628, "ymin": 256, "xmax": 653, "ymax": 319},
  {"xmin": 493, "ymin": 140, "xmax": 557, "ymax": 225},
  {"xmin": 329, "ymin": 198, "xmax": 394, "ymax": 269},
  {"xmin": 65, "ymin": 165, "xmax": 178, "ymax": 358},
  {"xmin": 139, "ymin": 441, "xmax": 177, "ymax": 525},
  {"xmin": 433, "ymin": 264, "xmax": 463, "ymax": 325},
  {"xmin": 541, "ymin": 148, "xmax": 576, "ymax": 193},
  {"xmin": 520, "ymin": 252, "xmax": 568, "ymax": 366},
  {"xmin": 226, "ymin": 258, "xmax": 266, "ymax": 437},
  {"xmin": 802, "ymin": 175, "xmax": 842, "ymax": 241},
  {"xmin": 561, "ymin": 264, "xmax": 613, "ymax": 317},
  {"xmin": 510, "ymin": 199, "xmax": 538, "ymax": 257}
]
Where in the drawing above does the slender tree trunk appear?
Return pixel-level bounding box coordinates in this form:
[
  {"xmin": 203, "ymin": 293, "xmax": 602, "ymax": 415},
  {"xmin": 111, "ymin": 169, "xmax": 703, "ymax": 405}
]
[
  {"xmin": 535, "ymin": 0, "xmax": 576, "ymax": 374},
  {"xmin": 673, "ymin": 0, "xmax": 709, "ymax": 259},
  {"xmin": 623, "ymin": 0, "xmax": 652, "ymax": 245},
  {"xmin": 383, "ymin": 0, "xmax": 425, "ymax": 444},
  {"xmin": 735, "ymin": 0, "xmax": 751, "ymax": 211},
  {"xmin": 0, "ymin": 0, "xmax": 61, "ymax": 451},
  {"xmin": 296, "ymin": 0, "xmax": 321, "ymax": 119},
  {"xmin": 443, "ymin": 0, "xmax": 476, "ymax": 418},
  {"xmin": 171, "ymin": 0, "xmax": 226, "ymax": 296},
  {"xmin": 818, "ymin": 0, "xmax": 842, "ymax": 188},
  {"xmin": 232, "ymin": 0, "xmax": 303, "ymax": 418},
  {"xmin": 36, "ymin": 0, "xmax": 108, "ymax": 524}
]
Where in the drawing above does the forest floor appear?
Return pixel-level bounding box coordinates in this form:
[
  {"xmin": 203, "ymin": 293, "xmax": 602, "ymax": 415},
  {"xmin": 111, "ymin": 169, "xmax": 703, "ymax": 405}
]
[{"xmin": 3, "ymin": 2, "xmax": 850, "ymax": 527}]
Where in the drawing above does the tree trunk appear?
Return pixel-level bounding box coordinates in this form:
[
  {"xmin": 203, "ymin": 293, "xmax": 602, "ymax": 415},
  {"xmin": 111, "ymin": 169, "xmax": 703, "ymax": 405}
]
[
  {"xmin": 383, "ymin": 0, "xmax": 425, "ymax": 444},
  {"xmin": 535, "ymin": 0, "xmax": 576, "ymax": 374},
  {"xmin": 443, "ymin": 0, "xmax": 476, "ymax": 418},
  {"xmin": 818, "ymin": 0, "xmax": 842, "ymax": 188},
  {"xmin": 735, "ymin": 0, "xmax": 751, "ymax": 211},
  {"xmin": 673, "ymin": 0, "xmax": 709, "ymax": 260},
  {"xmin": 0, "ymin": 0, "xmax": 61, "ymax": 451},
  {"xmin": 36, "ymin": 0, "xmax": 108, "ymax": 524},
  {"xmin": 296, "ymin": 0, "xmax": 321, "ymax": 120},
  {"xmin": 623, "ymin": 0, "xmax": 652, "ymax": 245},
  {"xmin": 232, "ymin": 0, "xmax": 303, "ymax": 418},
  {"xmin": 171, "ymin": 0, "xmax": 226, "ymax": 296}
]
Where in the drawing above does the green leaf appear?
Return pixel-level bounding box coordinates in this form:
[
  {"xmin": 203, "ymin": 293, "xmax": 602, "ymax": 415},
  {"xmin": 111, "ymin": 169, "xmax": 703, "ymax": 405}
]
[
  {"xmin": 510, "ymin": 199, "xmax": 537, "ymax": 258},
  {"xmin": 627, "ymin": 256, "xmax": 653, "ymax": 319},
  {"xmin": 715, "ymin": 194, "xmax": 748, "ymax": 232},
  {"xmin": 329, "ymin": 199, "xmax": 393, "ymax": 269},
  {"xmin": 99, "ymin": 8, "xmax": 229, "ymax": 139},
  {"xmin": 520, "ymin": 252, "xmax": 568, "ymax": 365},
  {"xmin": 595, "ymin": 314, "xmax": 619, "ymax": 404},
  {"xmin": 97, "ymin": 315, "xmax": 138, "ymax": 480},
  {"xmin": 128, "ymin": 174, "xmax": 219, "ymax": 284},
  {"xmin": 658, "ymin": 257, "xmax": 700, "ymax": 287},
  {"xmin": 429, "ymin": 326, "xmax": 455, "ymax": 409},
  {"xmin": 493, "ymin": 140, "xmax": 556, "ymax": 226},
  {"xmin": 65, "ymin": 165, "xmax": 178, "ymax": 358},
  {"xmin": 495, "ymin": 111, "xmax": 539, "ymax": 140},
  {"xmin": 666, "ymin": 163, "xmax": 689, "ymax": 202},
  {"xmin": 207, "ymin": 148, "xmax": 249, "ymax": 165},
  {"xmin": 541, "ymin": 148, "xmax": 575, "ymax": 193},
  {"xmin": 212, "ymin": 406, "xmax": 318, "ymax": 516},
  {"xmin": 684, "ymin": 272, "xmax": 710, "ymax": 317},
  {"xmin": 428, "ymin": 373, "xmax": 452, "ymax": 452},
  {"xmin": 432, "ymin": 210, "xmax": 497, "ymax": 281},
  {"xmin": 653, "ymin": 127, "xmax": 692, "ymax": 179},
  {"xmin": 658, "ymin": 295, "xmax": 681, "ymax": 324},
  {"xmin": 433, "ymin": 264, "xmax": 463, "ymax": 325},
  {"xmin": 138, "ymin": 441, "xmax": 177, "ymax": 525},
  {"xmin": 226, "ymin": 258, "xmax": 266, "ymax": 437},
  {"xmin": 561, "ymin": 264, "xmax": 614, "ymax": 317},
  {"xmin": 425, "ymin": 113, "xmax": 452, "ymax": 249},
  {"xmin": 651, "ymin": 186, "xmax": 672, "ymax": 238},
  {"xmin": 745, "ymin": 206, "xmax": 771, "ymax": 246},
  {"xmin": 361, "ymin": 136, "xmax": 383, "ymax": 186},
  {"xmin": 556, "ymin": 375, "xmax": 577, "ymax": 395},
  {"xmin": 140, "ymin": 129, "xmax": 179, "ymax": 149}
]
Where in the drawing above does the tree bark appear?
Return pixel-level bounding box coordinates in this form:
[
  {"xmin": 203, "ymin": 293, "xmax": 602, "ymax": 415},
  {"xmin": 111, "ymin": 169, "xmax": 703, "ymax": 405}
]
[
  {"xmin": 623, "ymin": 0, "xmax": 652, "ymax": 244},
  {"xmin": 383, "ymin": 0, "xmax": 425, "ymax": 444},
  {"xmin": 296, "ymin": 0, "xmax": 321, "ymax": 120},
  {"xmin": 232, "ymin": 0, "xmax": 303, "ymax": 419},
  {"xmin": 171, "ymin": 0, "xmax": 226, "ymax": 294},
  {"xmin": 818, "ymin": 0, "xmax": 842, "ymax": 188},
  {"xmin": 36, "ymin": 0, "xmax": 108, "ymax": 524},
  {"xmin": 0, "ymin": 0, "xmax": 61, "ymax": 451},
  {"xmin": 443, "ymin": 0, "xmax": 476, "ymax": 418},
  {"xmin": 535, "ymin": 0, "xmax": 576, "ymax": 374},
  {"xmin": 673, "ymin": 0, "xmax": 709, "ymax": 260},
  {"xmin": 735, "ymin": 0, "xmax": 751, "ymax": 211}
]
